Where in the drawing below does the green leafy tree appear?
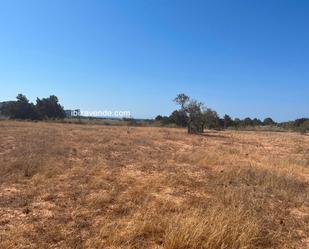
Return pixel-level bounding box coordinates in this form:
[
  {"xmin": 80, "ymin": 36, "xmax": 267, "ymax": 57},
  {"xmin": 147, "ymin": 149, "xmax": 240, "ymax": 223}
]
[
  {"xmin": 202, "ymin": 108, "xmax": 220, "ymax": 129},
  {"xmin": 161, "ymin": 116, "xmax": 172, "ymax": 125},
  {"xmin": 263, "ymin": 117, "xmax": 276, "ymax": 126},
  {"xmin": 223, "ymin": 114, "xmax": 233, "ymax": 128},
  {"xmin": 252, "ymin": 118, "xmax": 262, "ymax": 126},
  {"xmin": 36, "ymin": 95, "xmax": 65, "ymax": 119},
  {"xmin": 186, "ymin": 100, "xmax": 204, "ymax": 133},
  {"xmin": 169, "ymin": 110, "xmax": 188, "ymax": 127},
  {"xmin": 1, "ymin": 94, "xmax": 38, "ymax": 120},
  {"xmin": 243, "ymin": 117, "xmax": 253, "ymax": 126},
  {"xmin": 174, "ymin": 94, "xmax": 205, "ymax": 133},
  {"xmin": 294, "ymin": 118, "xmax": 308, "ymax": 127},
  {"xmin": 174, "ymin": 93, "xmax": 190, "ymax": 109},
  {"xmin": 155, "ymin": 115, "xmax": 163, "ymax": 121},
  {"xmin": 233, "ymin": 118, "xmax": 241, "ymax": 128},
  {"xmin": 299, "ymin": 120, "xmax": 309, "ymax": 133}
]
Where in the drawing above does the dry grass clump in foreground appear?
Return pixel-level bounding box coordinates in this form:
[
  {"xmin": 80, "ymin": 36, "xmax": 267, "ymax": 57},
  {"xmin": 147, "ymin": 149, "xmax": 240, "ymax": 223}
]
[{"xmin": 0, "ymin": 120, "xmax": 308, "ymax": 249}]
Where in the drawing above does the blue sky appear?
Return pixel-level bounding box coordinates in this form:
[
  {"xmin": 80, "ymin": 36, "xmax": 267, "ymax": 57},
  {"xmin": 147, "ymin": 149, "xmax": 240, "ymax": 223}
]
[{"xmin": 0, "ymin": 0, "xmax": 308, "ymax": 121}]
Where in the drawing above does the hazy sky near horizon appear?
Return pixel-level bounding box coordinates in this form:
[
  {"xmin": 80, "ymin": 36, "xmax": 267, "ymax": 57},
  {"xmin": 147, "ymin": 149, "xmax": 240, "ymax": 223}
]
[{"xmin": 0, "ymin": 0, "xmax": 308, "ymax": 121}]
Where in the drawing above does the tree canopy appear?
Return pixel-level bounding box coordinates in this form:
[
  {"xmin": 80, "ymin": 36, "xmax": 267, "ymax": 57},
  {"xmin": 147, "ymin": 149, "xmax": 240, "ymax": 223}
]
[{"xmin": 0, "ymin": 94, "xmax": 65, "ymax": 120}]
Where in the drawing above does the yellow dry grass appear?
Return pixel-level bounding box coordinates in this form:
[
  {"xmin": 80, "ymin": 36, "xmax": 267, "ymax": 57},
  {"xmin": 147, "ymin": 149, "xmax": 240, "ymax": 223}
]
[{"xmin": 0, "ymin": 120, "xmax": 308, "ymax": 249}]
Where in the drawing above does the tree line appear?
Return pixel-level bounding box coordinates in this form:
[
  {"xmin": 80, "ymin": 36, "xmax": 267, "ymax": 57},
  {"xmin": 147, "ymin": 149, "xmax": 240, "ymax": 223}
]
[
  {"xmin": 155, "ymin": 93, "xmax": 308, "ymax": 134},
  {"xmin": 0, "ymin": 94, "xmax": 65, "ymax": 120},
  {"xmin": 1, "ymin": 93, "xmax": 307, "ymax": 133}
]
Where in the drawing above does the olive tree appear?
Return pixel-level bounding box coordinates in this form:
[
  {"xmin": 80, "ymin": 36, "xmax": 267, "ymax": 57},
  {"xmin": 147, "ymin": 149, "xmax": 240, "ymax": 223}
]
[{"xmin": 174, "ymin": 93, "xmax": 207, "ymax": 134}]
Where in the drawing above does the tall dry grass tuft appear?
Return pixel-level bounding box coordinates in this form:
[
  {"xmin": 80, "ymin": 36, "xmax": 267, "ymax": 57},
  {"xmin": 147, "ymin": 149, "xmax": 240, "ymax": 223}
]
[{"xmin": 164, "ymin": 208, "xmax": 260, "ymax": 249}]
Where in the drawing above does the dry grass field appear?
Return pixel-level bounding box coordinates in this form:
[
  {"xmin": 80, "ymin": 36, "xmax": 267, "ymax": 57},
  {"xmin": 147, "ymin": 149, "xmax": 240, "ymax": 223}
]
[{"xmin": 0, "ymin": 120, "xmax": 308, "ymax": 249}]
